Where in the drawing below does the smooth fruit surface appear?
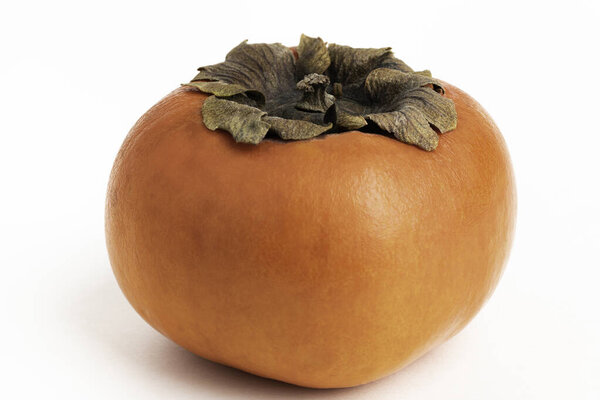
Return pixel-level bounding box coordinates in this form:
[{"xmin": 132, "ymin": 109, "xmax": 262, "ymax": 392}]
[{"xmin": 106, "ymin": 83, "xmax": 516, "ymax": 388}]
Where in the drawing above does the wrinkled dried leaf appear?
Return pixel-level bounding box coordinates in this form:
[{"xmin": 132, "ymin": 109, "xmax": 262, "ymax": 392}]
[
  {"xmin": 193, "ymin": 41, "xmax": 296, "ymax": 100},
  {"xmin": 367, "ymin": 106, "xmax": 440, "ymax": 151},
  {"xmin": 415, "ymin": 70, "xmax": 432, "ymax": 77},
  {"xmin": 202, "ymin": 96, "xmax": 269, "ymax": 144},
  {"xmin": 396, "ymin": 87, "xmax": 457, "ymax": 133},
  {"xmin": 185, "ymin": 81, "xmax": 265, "ymax": 106},
  {"xmin": 365, "ymin": 68, "xmax": 441, "ymax": 101},
  {"xmin": 327, "ymin": 44, "xmax": 413, "ymax": 85},
  {"xmin": 327, "ymin": 44, "xmax": 393, "ymax": 85},
  {"xmin": 264, "ymin": 116, "xmax": 332, "ymax": 140},
  {"xmin": 337, "ymin": 113, "xmax": 367, "ymax": 130},
  {"xmin": 324, "ymin": 105, "xmax": 367, "ymax": 130},
  {"xmin": 296, "ymin": 34, "xmax": 330, "ymax": 79}
]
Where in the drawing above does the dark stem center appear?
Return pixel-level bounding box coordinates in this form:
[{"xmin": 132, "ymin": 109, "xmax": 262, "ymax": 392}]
[{"xmin": 295, "ymin": 73, "xmax": 335, "ymax": 113}]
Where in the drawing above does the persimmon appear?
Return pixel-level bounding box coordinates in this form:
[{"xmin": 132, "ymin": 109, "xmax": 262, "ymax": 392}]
[{"xmin": 106, "ymin": 35, "xmax": 516, "ymax": 388}]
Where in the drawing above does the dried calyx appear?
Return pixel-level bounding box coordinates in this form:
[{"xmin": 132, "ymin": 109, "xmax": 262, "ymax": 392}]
[{"xmin": 186, "ymin": 35, "xmax": 457, "ymax": 151}]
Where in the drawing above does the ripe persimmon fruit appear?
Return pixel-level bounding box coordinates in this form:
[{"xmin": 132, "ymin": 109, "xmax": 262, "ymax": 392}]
[{"xmin": 106, "ymin": 35, "xmax": 516, "ymax": 388}]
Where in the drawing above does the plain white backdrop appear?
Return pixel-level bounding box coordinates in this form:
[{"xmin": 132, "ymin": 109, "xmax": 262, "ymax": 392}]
[{"xmin": 1, "ymin": 0, "xmax": 599, "ymax": 398}]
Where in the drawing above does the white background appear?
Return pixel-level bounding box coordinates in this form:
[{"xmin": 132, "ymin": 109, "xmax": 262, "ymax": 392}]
[{"xmin": 1, "ymin": 1, "xmax": 599, "ymax": 398}]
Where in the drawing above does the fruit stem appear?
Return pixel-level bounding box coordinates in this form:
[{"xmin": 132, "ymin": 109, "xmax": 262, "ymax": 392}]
[{"xmin": 295, "ymin": 73, "xmax": 335, "ymax": 113}]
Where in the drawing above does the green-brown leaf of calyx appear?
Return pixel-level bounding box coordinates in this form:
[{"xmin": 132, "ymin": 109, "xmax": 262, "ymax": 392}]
[
  {"xmin": 201, "ymin": 96, "xmax": 270, "ymax": 144},
  {"xmin": 264, "ymin": 117, "xmax": 332, "ymax": 140},
  {"xmin": 186, "ymin": 35, "xmax": 458, "ymax": 151},
  {"xmin": 296, "ymin": 34, "xmax": 330, "ymax": 78},
  {"xmin": 186, "ymin": 81, "xmax": 265, "ymax": 107}
]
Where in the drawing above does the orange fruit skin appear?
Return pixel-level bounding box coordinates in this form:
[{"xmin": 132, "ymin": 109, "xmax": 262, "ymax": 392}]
[{"xmin": 106, "ymin": 83, "xmax": 516, "ymax": 388}]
